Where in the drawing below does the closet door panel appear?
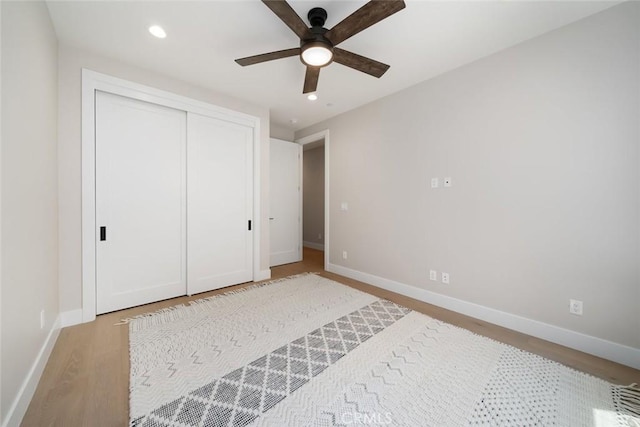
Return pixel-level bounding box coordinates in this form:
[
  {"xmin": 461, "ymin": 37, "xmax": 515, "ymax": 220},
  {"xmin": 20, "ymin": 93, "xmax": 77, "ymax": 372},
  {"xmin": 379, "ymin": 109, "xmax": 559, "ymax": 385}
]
[
  {"xmin": 187, "ymin": 113, "xmax": 253, "ymax": 294},
  {"xmin": 95, "ymin": 91, "xmax": 187, "ymax": 314}
]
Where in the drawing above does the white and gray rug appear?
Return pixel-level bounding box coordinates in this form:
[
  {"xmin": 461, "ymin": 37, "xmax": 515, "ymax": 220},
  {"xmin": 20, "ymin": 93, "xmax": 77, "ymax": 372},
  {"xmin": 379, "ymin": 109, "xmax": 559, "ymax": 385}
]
[{"xmin": 128, "ymin": 273, "xmax": 639, "ymax": 426}]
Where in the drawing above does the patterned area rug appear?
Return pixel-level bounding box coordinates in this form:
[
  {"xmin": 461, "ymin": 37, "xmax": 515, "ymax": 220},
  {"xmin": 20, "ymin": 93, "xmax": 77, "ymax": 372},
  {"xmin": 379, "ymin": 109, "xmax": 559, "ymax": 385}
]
[{"xmin": 128, "ymin": 273, "xmax": 639, "ymax": 426}]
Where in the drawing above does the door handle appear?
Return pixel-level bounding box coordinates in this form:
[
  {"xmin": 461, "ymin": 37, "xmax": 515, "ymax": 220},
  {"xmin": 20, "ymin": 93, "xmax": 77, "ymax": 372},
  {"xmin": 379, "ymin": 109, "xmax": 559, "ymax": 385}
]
[
  {"xmin": 100, "ymin": 226, "xmax": 107, "ymax": 241},
  {"xmin": 269, "ymin": 217, "xmax": 274, "ymax": 220}
]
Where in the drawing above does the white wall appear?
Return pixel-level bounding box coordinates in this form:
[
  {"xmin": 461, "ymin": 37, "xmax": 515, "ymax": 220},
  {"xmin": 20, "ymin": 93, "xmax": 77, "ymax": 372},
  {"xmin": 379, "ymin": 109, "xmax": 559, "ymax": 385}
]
[
  {"xmin": 303, "ymin": 145, "xmax": 325, "ymax": 248},
  {"xmin": 1, "ymin": 1, "xmax": 59, "ymax": 423},
  {"xmin": 58, "ymin": 45, "xmax": 271, "ymax": 314},
  {"xmin": 296, "ymin": 3, "xmax": 640, "ymax": 352}
]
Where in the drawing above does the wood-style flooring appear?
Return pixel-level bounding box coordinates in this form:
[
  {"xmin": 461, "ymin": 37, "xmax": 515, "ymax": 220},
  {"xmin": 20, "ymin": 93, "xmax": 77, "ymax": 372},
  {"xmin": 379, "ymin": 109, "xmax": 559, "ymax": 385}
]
[{"xmin": 22, "ymin": 248, "xmax": 640, "ymax": 426}]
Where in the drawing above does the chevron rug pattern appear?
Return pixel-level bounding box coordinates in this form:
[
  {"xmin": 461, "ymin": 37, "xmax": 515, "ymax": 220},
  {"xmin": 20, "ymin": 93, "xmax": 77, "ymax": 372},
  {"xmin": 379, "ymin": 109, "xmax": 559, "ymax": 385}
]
[{"xmin": 128, "ymin": 273, "xmax": 639, "ymax": 426}]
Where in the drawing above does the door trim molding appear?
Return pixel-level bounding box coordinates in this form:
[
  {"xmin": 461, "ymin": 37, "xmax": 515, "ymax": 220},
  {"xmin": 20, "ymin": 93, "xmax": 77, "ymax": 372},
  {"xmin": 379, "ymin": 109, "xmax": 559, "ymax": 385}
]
[
  {"xmin": 81, "ymin": 69, "xmax": 262, "ymax": 322},
  {"xmin": 295, "ymin": 130, "xmax": 330, "ymax": 271}
]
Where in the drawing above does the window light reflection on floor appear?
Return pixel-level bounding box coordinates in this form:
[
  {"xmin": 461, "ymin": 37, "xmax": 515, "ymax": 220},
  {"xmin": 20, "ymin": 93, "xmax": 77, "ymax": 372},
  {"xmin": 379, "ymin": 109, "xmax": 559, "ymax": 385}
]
[{"xmin": 593, "ymin": 408, "xmax": 640, "ymax": 427}]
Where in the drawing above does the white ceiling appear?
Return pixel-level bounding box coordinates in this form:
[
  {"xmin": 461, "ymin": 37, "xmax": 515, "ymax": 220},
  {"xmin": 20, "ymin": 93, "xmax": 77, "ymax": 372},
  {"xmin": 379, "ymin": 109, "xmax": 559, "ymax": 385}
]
[{"xmin": 46, "ymin": 0, "xmax": 618, "ymax": 132}]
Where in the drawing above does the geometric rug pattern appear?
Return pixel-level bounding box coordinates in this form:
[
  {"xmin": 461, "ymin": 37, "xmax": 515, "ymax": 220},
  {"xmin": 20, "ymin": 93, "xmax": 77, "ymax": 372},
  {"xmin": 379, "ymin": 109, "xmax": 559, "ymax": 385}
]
[
  {"xmin": 131, "ymin": 300, "xmax": 410, "ymax": 426},
  {"xmin": 128, "ymin": 273, "xmax": 640, "ymax": 427}
]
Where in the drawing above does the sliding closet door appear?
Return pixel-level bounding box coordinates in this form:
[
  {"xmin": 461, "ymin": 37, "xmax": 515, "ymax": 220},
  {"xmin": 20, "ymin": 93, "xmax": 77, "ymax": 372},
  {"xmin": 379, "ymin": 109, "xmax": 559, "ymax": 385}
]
[
  {"xmin": 95, "ymin": 91, "xmax": 187, "ymax": 314},
  {"xmin": 187, "ymin": 113, "xmax": 253, "ymax": 294}
]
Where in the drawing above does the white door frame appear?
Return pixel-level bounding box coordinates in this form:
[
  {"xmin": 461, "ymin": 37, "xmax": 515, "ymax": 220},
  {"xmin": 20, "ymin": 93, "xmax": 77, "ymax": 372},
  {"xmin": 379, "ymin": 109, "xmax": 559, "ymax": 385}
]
[
  {"xmin": 295, "ymin": 130, "xmax": 330, "ymax": 271},
  {"xmin": 81, "ymin": 69, "xmax": 262, "ymax": 323}
]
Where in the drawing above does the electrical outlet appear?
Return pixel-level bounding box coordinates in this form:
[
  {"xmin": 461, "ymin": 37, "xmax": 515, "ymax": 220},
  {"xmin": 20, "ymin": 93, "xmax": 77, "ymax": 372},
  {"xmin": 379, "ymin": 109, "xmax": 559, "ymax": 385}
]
[
  {"xmin": 40, "ymin": 310, "xmax": 45, "ymax": 329},
  {"xmin": 569, "ymin": 299, "xmax": 583, "ymax": 316},
  {"xmin": 429, "ymin": 270, "xmax": 437, "ymax": 281},
  {"xmin": 444, "ymin": 177, "xmax": 452, "ymax": 187},
  {"xmin": 342, "ymin": 251, "xmax": 348, "ymax": 260},
  {"xmin": 340, "ymin": 202, "xmax": 349, "ymax": 211},
  {"xmin": 431, "ymin": 178, "xmax": 439, "ymax": 188},
  {"xmin": 441, "ymin": 272, "xmax": 450, "ymax": 284}
]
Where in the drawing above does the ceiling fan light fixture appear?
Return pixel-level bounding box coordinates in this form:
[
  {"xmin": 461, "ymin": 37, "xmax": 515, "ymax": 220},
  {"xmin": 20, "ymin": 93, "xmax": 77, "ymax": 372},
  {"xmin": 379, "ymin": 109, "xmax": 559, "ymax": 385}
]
[
  {"xmin": 235, "ymin": 0, "xmax": 406, "ymax": 93},
  {"xmin": 301, "ymin": 42, "xmax": 333, "ymax": 67}
]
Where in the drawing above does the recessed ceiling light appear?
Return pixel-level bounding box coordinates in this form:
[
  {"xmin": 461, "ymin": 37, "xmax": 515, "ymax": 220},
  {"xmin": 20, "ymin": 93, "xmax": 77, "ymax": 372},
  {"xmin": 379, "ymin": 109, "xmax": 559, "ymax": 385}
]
[
  {"xmin": 307, "ymin": 93, "xmax": 318, "ymax": 101},
  {"xmin": 289, "ymin": 118, "xmax": 298, "ymax": 124},
  {"xmin": 148, "ymin": 25, "xmax": 167, "ymax": 39}
]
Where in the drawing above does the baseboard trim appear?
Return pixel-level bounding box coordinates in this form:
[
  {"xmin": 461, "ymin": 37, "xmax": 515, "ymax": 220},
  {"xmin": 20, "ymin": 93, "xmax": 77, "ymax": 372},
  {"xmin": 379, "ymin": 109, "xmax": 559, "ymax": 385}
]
[
  {"xmin": 2, "ymin": 314, "xmax": 61, "ymax": 427},
  {"xmin": 327, "ymin": 262, "xmax": 640, "ymax": 370},
  {"xmin": 60, "ymin": 309, "xmax": 83, "ymax": 328},
  {"xmin": 303, "ymin": 241, "xmax": 325, "ymax": 251},
  {"xmin": 255, "ymin": 269, "xmax": 271, "ymax": 282}
]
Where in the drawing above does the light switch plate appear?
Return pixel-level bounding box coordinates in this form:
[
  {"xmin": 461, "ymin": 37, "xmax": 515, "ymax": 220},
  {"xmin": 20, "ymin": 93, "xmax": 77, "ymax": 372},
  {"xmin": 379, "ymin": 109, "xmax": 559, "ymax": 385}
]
[
  {"xmin": 444, "ymin": 177, "xmax": 452, "ymax": 187},
  {"xmin": 431, "ymin": 178, "xmax": 439, "ymax": 188},
  {"xmin": 429, "ymin": 270, "xmax": 437, "ymax": 281}
]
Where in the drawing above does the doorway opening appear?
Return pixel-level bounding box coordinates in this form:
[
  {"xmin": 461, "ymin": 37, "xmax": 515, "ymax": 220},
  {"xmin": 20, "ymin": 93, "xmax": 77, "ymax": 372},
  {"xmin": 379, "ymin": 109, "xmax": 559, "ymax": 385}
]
[
  {"xmin": 302, "ymin": 139, "xmax": 325, "ymax": 252},
  {"xmin": 296, "ymin": 129, "xmax": 330, "ymax": 271},
  {"xmin": 302, "ymin": 138, "xmax": 325, "ymax": 268}
]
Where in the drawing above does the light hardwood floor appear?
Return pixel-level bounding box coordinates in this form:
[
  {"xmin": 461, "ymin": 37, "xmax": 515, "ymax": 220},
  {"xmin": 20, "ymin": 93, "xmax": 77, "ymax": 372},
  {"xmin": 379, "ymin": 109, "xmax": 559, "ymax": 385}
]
[{"xmin": 22, "ymin": 248, "xmax": 640, "ymax": 426}]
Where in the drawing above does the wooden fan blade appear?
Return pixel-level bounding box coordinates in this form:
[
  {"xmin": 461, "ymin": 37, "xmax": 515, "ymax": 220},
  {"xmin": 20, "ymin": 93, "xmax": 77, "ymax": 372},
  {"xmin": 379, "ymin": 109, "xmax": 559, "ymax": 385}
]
[
  {"xmin": 325, "ymin": 0, "xmax": 406, "ymax": 46},
  {"xmin": 303, "ymin": 66, "xmax": 320, "ymax": 94},
  {"xmin": 235, "ymin": 48, "xmax": 301, "ymax": 66},
  {"xmin": 333, "ymin": 48, "xmax": 390, "ymax": 78},
  {"xmin": 262, "ymin": 0, "xmax": 311, "ymax": 40}
]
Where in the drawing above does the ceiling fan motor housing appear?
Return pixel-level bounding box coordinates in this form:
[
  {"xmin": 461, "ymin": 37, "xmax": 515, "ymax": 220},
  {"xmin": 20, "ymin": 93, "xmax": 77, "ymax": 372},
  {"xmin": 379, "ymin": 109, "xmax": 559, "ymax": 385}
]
[
  {"xmin": 300, "ymin": 7, "xmax": 334, "ymax": 67},
  {"xmin": 308, "ymin": 7, "xmax": 327, "ymax": 27}
]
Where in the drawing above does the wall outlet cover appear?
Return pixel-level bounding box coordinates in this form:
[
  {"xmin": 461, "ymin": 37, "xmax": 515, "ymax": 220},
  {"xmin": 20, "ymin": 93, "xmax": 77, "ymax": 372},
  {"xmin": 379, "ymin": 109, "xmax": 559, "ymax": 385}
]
[
  {"xmin": 442, "ymin": 272, "xmax": 450, "ymax": 284},
  {"xmin": 569, "ymin": 299, "xmax": 583, "ymax": 316},
  {"xmin": 431, "ymin": 178, "xmax": 439, "ymax": 188}
]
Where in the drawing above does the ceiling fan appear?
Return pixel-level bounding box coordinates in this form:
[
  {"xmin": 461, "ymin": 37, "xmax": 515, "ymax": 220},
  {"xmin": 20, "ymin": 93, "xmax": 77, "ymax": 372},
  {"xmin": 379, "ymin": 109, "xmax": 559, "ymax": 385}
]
[{"xmin": 235, "ymin": 0, "xmax": 406, "ymax": 94}]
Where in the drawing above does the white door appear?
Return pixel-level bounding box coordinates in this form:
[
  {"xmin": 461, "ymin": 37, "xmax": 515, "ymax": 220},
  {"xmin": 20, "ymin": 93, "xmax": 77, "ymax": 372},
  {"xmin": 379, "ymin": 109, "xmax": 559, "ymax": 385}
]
[
  {"xmin": 187, "ymin": 113, "xmax": 254, "ymax": 294},
  {"xmin": 269, "ymin": 138, "xmax": 302, "ymax": 266},
  {"xmin": 96, "ymin": 91, "xmax": 187, "ymax": 314}
]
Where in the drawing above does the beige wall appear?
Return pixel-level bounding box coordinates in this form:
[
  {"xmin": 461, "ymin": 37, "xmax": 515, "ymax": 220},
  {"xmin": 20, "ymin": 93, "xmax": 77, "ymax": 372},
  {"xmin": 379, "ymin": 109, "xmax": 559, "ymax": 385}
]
[
  {"xmin": 296, "ymin": 3, "xmax": 640, "ymax": 349},
  {"xmin": 303, "ymin": 145, "xmax": 325, "ymax": 247},
  {"xmin": 270, "ymin": 124, "xmax": 294, "ymax": 142},
  {"xmin": 1, "ymin": 0, "xmax": 59, "ymax": 421},
  {"xmin": 58, "ymin": 45, "xmax": 271, "ymax": 313}
]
